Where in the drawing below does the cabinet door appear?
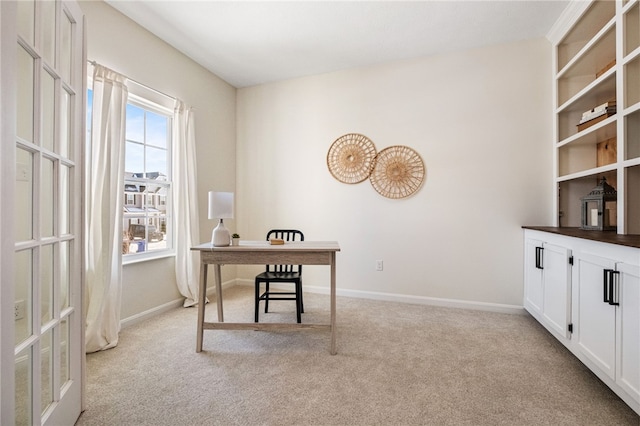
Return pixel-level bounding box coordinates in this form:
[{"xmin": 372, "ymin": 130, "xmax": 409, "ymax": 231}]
[
  {"xmin": 575, "ymin": 253, "xmax": 617, "ymax": 380},
  {"xmin": 617, "ymin": 263, "xmax": 640, "ymax": 404},
  {"xmin": 524, "ymin": 238, "xmax": 544, "ymax": 315},
  {"xmin": 542, "ymin": 243, "xmax": 572, "ymax": 338}
]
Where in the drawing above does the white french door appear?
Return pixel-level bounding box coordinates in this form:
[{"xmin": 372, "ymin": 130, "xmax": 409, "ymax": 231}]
[{"xmin": 1, "ymin": 1, "xmax": 85, "ymax": 425}]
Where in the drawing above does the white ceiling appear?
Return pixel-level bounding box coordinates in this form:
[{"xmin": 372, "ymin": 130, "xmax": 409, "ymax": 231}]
[{"xmin": 105, "ymin": 0, "xmax": 570, "ymax": 88}]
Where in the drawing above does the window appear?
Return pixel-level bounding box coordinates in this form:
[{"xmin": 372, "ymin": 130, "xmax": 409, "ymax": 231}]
[
  {"xmin": 87, "ymin": 81, "xmax": 174, "ymax": 263},
  {"xmin": 122, "ymin": 95, "xmax": 173, "ymax": 260}
]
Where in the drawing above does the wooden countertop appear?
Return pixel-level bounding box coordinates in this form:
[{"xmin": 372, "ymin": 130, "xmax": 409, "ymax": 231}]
[{"xmin": 522, "ymin": 226, "xmax": 640, "ymax": 249}]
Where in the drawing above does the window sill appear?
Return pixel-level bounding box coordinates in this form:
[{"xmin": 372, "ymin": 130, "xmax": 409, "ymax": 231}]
[{"xmin": 123, "ymin": 250, "xmax": 175, "ymax": 266}]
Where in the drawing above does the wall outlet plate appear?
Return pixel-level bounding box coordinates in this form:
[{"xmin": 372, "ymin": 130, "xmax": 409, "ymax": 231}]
[{"xmin": 15, "ymin": 300, "xmax": 25, "ymax": 320}]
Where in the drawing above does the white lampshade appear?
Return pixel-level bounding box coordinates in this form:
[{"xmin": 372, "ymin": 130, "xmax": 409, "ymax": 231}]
[{"xmin": 208, "ymin": 191, "xmax": 234, "ymax": 219}]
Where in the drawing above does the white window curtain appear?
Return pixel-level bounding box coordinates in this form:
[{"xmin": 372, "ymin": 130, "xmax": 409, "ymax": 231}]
[
  {"xmin": 173, "ymin": 100, "xmax": 202, "ymax": 307},
  {"xmin": 85, "ymin": 64, "xmax": 128, "ymax": 353}
]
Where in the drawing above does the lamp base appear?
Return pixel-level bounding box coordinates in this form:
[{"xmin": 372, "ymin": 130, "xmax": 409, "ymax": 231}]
[{"xmin": 211, "ymin": 219, "xmax": 230, "ymax": 246}]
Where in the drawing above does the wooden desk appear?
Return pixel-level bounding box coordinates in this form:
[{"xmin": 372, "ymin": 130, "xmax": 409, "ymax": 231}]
[{"xmin": 191, "ymin": 241, "xmax": 341, "ymax": 354}]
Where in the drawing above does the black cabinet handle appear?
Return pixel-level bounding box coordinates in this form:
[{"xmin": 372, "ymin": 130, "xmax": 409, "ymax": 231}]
[
  {"xmin": 603, "ymin": 269, "xmax": 620, "ymax": 306},
  {"xmin": 609, "ymin": 270, "xmax": 620, "ymax": 306},
  {"xmin": 535, "ymin": 247, "xmax": 544, "ymax": 270}
]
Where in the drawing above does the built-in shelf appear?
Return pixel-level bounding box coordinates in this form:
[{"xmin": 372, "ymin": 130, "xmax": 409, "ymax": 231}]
[{"xmin": 552, "ymin": 0, "xmax": 639, "ymax": 235}]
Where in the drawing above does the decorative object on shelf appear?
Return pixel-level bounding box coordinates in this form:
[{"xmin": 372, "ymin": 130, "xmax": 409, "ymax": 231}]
[
  {"xmin": 369, "ymin": 145, "xmax": 425, "ymax": 199},
  {"xmin": 596, "ymin": 137, "xmax": 617, "ymax": 167},
  {"xmin": 208, "ymin": 191, "xmax": 234, "ymax": 246},
  {"xmin": 580, "ymin": 177, "xmax": 617, "ymax": 231},
  {"xmin": 327, "ymin": 133, "xmax": 377, "ymax": 184},
  {"xmin": 577, "ymin": 100, "xmax": 616, "ymax": 132},
  {"xmin": 231, "ymin": 233, "xmax": 240, "ymax": 246}
]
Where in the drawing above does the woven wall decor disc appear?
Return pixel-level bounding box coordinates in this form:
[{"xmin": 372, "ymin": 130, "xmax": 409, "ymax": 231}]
[
  {"xmin": 370, "ymin": 145, "xmax": 425, "ymax": 199},
  {"xmin": 327, "ymin": 133, "xmax": 377, "ymax": 184}
]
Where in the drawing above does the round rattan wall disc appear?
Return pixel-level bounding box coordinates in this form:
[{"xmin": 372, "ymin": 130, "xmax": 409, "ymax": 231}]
[
  {"xmin": 327, "ymin": 133, "xmax": 377, "ymax": 184},
  {"xmin": 370, "ymin": 145, "xmax": 425, "ymax": 199}
]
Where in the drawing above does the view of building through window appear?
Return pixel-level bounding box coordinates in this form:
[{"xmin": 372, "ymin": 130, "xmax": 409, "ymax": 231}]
[
  {"xmin": 87, "ymin": 88, "xmax": 173, "ymax": 260},
  {"xmin": 122, "ymin": 99, "xmax": 172, "ymax": 257}
]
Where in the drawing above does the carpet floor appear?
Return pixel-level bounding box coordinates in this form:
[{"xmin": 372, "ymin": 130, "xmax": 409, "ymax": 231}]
[{"xmin": 76, "ymin": 286, "xmax": 639, "ymax": 425}]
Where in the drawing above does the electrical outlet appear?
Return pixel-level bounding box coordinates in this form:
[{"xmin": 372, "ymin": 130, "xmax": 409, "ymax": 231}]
[
  {"xmin": 376, "ymin": 260, "xmax": 383, "ymax": 271},
  {"xmin": 15, "ymin": 300, "xmax": 25, "ymax": 320}
]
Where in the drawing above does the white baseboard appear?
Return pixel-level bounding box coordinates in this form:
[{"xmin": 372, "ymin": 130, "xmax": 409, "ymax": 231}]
[
  {"xmin": 120, "ymin": 298, "xmax": 184, "ymax": 329},
  {"xmin": 120, "ymin": 278, "xmax": 239, "ymax": 328},
  {"xmin": 121, "ymin": 279, "xmax": 524, "ymax": 328},
  {"xmin": 237, "ymin": 279, "xmax": 524, "ymax": 315}
]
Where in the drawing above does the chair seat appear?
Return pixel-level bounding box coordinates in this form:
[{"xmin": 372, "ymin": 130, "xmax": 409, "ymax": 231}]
[{"xmin": 255, "ymin": 271, "xmax": 301, "ymax": 281}]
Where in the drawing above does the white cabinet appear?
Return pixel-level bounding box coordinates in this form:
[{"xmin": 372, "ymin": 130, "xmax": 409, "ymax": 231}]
[
  {"xmin": 616, "ymin": 263, "xmax": 640, "ymax": 404},
  {"xmin": 524, "ymin": 236, "xmax": 572, "ymax": 340},
  {"xmin": 574, "ymin": 252, "xmax": 640, "ymax": 406},
  {"xmin": 574, "ymin": 252, "xmax": 618, "ymax": 378},
  {"xmin": 523, "ymin": 227, "xmax": 640, "ymax": 414}
]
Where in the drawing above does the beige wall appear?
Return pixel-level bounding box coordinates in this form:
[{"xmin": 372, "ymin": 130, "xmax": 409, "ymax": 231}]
[
  {"xmin": 81, "ymin": 0, "xmax": 554, "ymax": 314},
  {"xmin": 80, "ymin": 1, "xmax": 237, "ymax": 319},
  {"xmin": 236, "ymin": 38, "xmax": 554, "ymax": 307}
]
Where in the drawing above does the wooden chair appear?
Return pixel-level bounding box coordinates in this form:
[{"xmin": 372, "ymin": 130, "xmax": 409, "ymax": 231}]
[{"xmin": 254, "ymin": 229, "xmax": 304, "ymax": 323}]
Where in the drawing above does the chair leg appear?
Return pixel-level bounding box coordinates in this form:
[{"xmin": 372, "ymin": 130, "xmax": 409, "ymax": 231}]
[
  {"xmin": 296, "ymin": 283, "xmax": 302, "ymax": 324},
  {"xmin": 299, "ymin": 279, "xmax": 304, "ymax": 313},
  {"xmin": 254, "ymin": 280, "xmax": 260, "ymax": 323},
  {"xmin": 295, "ymin": 281, "xmax": 302, "ymax": 323},
  {"xmin": 264, "ymin": 283, "xmax": 270, "ymax": 313}
]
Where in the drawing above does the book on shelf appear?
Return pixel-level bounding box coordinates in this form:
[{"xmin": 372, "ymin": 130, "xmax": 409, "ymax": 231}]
[
  {"xmin": 580, "ymin": 107, "xmax": 616, "ymax": 124},
  {"xmin": 577, "ymin": 111, "xmax": 615, "ymax": 132}
]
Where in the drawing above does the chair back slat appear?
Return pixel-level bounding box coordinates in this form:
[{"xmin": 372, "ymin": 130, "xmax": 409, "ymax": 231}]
[{"xmin": 266, "ymin": 229, "xmax": 304, "ymax": 273}]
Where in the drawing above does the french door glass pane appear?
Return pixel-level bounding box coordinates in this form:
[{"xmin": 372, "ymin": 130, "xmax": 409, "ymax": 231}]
[
  {"xmin": 60, "ymin": 241, "xmax": 70, "ymax": 311},
  {"xmin": 17, "ymin": 0, "xmax": 35, "ymax": 45},
  {"xmin": 16, "ymin": 147, "xmax": 33, "ymax": 242},
  {"xmin": 17, "ymin": 45, "xmax": 34, "ymax": 142},
  {"xmin": 40, "ymin": 0, "xmax": 56, "ymax": 66},
  {"xmin": 60, "ymin": 90, "xmax": 71, "ymax": 158},
  {"xmin": 15, "ymin": 249, "xmax": 33, "ymax": 346},
  {"xmin": 40, "ymin": 329, "xmax": 53, "ymax": 416},
  {"xmin": 60, "ymin": 316, "xmax": 70, "ymax": 386},
  {"xmin": 41, "ymin": 157, "xmax": 55, "ymax": 237},
  {"xmin": 41, "ymin": 71, "xmax": 55, "ymax": 151},
  {"xmin": 60, "ymin": 165, "xmax": 70, "ymax": 235},
  {"xmin": 15, "ymin": 346, "xmax": 33, "ymax": 426},
  {"xmin": 41, "ymin": 244, "xmax": 54, "ymax": 326},
  {"xmin": 60, "ymin": 12, "xmax": 73, "ymax": 84}
]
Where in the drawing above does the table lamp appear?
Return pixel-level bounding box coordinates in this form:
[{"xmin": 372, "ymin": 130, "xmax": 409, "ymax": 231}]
[{"xmin": 208, "ymin": 191, "xmax": 234, "ymax": 246}]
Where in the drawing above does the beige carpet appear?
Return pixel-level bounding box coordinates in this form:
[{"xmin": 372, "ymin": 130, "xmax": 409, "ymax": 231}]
[{"xmin": 76, "ymin": 286, "xmax": 639, "ymax": 425}]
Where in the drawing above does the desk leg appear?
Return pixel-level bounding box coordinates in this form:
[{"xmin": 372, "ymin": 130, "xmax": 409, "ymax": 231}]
[
  {"xmin": 214, "ymin": 263, "xmax": 224, "ymax": 322},
  {"xmin": 330, "ymin": 252, "xmax": 337, "ymax": 355},
  {"xmin": 196, "ymin": 262, "xmax": 208, "ymax": 353}
]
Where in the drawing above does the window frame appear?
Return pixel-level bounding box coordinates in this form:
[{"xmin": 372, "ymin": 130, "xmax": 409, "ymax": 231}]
[
  {"xmin": 122, "ymin": 91, "xmax": 175, "ymax": 264},
  {"xmin": 88, "ymin": 74, "xmax": 177, "ymax": 265}
]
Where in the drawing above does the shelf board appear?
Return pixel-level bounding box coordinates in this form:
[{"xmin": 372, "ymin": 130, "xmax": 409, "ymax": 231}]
[
  {"xmin": 623, "ymin": 158, "xmax": 640, "ymax": 168},
  {"xmin": 557, "ymin": 163, "xmax": 617, "ymax": 182},
  {"xmin": 624, "ymin": 46, "xmax": 640, "ymax": 65},
  {"xmin": 556, "ymin": 19, "xmax": 616, "ymax": 80},
  {"xmin": 556, "ymin": 67, "xmax": 616, "ymax": 113},
  {"xmin": 556, "ymin": 115, "xmax": 617, "ymax": 147},
  {"xmin": 624, "ymin": 102, "xmax": 640, "ymax": 116}
]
